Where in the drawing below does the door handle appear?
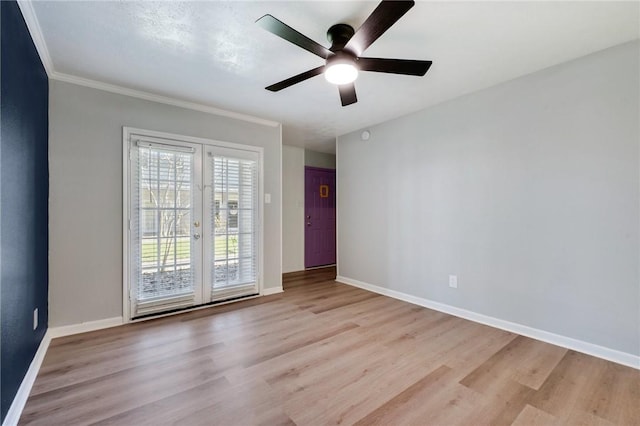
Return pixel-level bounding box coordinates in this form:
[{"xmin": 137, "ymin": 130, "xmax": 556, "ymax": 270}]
[
  {"xmin": 307, "ymin": 222, "xmax": 311, "ymax": 227},
  {"xmin": 193, "ymin": 233, "xmax": 201, "ymax": 240}
]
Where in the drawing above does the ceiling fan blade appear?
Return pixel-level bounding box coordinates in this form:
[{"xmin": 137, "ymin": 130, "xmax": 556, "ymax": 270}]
[
  {"xmin": 256, "ymin": 14, "xmax": 332, "ymax": 59},
  {"xmin": 338, "ymin": 83, "xmax": 357, "ymax": 106},
  {"xmin": 358, "ymin": 57, "xmax": 432, "ymax": 76},
  {"xmin": 266, "ymin": 66, "xmax": 325, "ymax": 92},
  {"xmin": 345, "ymin": 1, "xmax": 415, "ymax": 56}
]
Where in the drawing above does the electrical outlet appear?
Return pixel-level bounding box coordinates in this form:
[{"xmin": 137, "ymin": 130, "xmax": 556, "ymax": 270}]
[
  {"xmin": 449, "ymin": 275, "xmax": 458, "ymax": 288},
  {"xmin": 33, "ymin": 308, "xmax": 38, "ymax": 330}
]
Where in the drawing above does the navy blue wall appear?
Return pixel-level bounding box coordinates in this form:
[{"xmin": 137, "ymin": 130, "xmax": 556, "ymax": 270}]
[{"xmin": 1, "ymin": 1, "xmax": 49, "ymax": 421}]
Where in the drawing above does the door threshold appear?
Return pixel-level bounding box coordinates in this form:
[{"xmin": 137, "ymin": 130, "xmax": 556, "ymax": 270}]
[
  {"xmin": 130, "ymin": 293, "xmax": 260, "ymax": 323},
  {"xmin": 305, "ymin": 264, "xmax": 336, "ymax": 270}
]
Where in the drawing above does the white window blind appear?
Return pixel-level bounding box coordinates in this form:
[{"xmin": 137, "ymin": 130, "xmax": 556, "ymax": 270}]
[
  {"xmin": 210, "ymin": 154, "xmax": 258, "ymax": 293},
  {"xmin": 132, "ymin": 142, "xmax": 195, "ymax": 303}
]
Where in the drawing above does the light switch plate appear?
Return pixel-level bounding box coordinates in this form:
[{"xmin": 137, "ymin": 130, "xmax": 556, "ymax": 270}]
[{"xmin": 264, "ymin": 193, "xmax": 271, "ymax": 204}]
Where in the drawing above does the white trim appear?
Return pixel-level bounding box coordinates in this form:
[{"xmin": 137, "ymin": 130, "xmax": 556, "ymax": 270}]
[
  {"xmin": 48, "ymin": 317, "xmax": 124, "ymax": 339},
  {"xmin": 262, "ymin": 286, "xmax": 284, "ymax": 296},
  {"xmin": 122, "ymin": 127, "xmax": 265, "ymax": 322},
  {"xmin": 335, "ymin": 137, "xmax": 340, "ymax": 279},
  {"xmin": 16, "ymin": 1, "xmax": 54, "ymax": 76},
  {"xmin": 122, "ymin": 127, "xmax": 130, "ymax": 324},
  {"xmin": 3, "ymin": 331, "xmax": 51, "ymax": 426},
  {"xmin": 278, "ymin": 124, "xmax": 284, "ymax": 287},
  {"xmin": 259, "ymin": 142, "xmax": 266, "ymax": 297},
  {"xmin": 336, "ymin": 275, "xmax": 640, "ymax": 370},
  {"xmin": 51, "ymin": 72, "xmax": 279, "ymax": 128}
]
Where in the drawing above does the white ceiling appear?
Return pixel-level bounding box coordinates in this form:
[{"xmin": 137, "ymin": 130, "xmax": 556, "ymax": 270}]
[{"xmin": 31, "ymin": 1, "xmax": 639, "ymax": 153}]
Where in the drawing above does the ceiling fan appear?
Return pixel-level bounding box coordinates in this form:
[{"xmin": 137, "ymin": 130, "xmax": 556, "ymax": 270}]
[{"xmin": 256, "ymin": 0, "xmax": 432, "ymax": 107}]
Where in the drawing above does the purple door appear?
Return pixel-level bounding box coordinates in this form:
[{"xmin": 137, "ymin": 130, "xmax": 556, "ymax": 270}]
[{"xmin": 305, "ymin": 167, "xmax": 336, "ymax": 268}]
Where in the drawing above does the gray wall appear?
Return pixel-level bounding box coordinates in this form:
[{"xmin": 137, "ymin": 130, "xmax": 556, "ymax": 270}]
[
  {"xmin": 305, "ymin": 149, "xmax": 336, "ymax": 169},
  {"xmin": 337, "ymin": 41, "xmax": 639, "ymax": 356},
  {"xmin": 49, "ymin": 80, "xmax": 282, "ymax": 327},
  {"xmin": 282, "ymin": 145, "xmax": 305, "ymax": 273}
]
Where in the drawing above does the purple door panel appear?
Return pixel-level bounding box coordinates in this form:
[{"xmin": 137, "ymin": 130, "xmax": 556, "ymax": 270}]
[{"xmin": 305, "ymin": 167, "xmax": 336, "ymax": 268}]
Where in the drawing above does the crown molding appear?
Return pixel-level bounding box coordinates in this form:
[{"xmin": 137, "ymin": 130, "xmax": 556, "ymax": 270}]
[
  {"xmin": 17, "ymin": 0, "xmax": 54, "ymax": 76},
  {"xmin": 16, "ymin": 1, "xmax": 280, "ymax": 128},
  {"xmin": 50, "ymin": 71, "xmax": 280, "ymax": 127}
]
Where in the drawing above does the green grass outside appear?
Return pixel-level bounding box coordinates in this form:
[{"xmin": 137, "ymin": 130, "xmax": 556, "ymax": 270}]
[{"xmin": 141, "ymin": 235, "xmax": 237, "ymax": 264}]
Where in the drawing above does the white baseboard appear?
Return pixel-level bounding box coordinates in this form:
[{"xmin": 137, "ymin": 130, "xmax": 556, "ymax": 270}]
[
  {"xmin": 3, "ymin": 331, "xmax": 51, "ymax": 426},
  {"xmin": 336, "ymin": 275, "xmax": 640, "ymax": 370},
  {"xmin": 262, "ymin": 286, "xmax": 284, "ymax": 296},
  {"xmin": 48, "ymin": 316, "xmax": 124, "ymax": 338}
]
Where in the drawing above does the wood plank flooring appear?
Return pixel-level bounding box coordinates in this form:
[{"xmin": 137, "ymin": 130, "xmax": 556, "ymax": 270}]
[{"xmin": 20, "ymin": 268, "xmax": 639, "ymax": 425}]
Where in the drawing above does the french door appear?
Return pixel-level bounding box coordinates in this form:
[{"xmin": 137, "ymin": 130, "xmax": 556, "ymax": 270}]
[{"xmin": 125, "ymin": 129, "xmax": 261, "ymax": 319}]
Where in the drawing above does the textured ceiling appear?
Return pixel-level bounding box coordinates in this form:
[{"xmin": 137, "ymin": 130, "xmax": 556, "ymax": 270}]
[{"xmin": 31, "ymin": 1, "xmax": 640, "ymax": 153}]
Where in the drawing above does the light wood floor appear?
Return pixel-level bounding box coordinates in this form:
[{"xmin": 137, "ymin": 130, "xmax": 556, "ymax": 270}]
[{"xmin": 21, "ymin": 268, "xmax": 639, "ymax": 425}]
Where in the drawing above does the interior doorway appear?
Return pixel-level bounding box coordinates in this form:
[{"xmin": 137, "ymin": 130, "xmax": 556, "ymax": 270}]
[{"xmin": 304, "ymin": 166, "xmax": 336, "ymax": 268}]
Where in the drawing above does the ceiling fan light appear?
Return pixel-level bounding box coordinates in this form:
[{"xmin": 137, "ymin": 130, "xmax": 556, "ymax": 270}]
[{"xmin": 325, "ymin": 63, "xmax": 358, "ymax": 85}]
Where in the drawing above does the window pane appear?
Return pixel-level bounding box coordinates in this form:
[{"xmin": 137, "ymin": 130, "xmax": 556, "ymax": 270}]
[
  {"xmin": 211, "ymin": 155, "xmax": 257, "ymax": 290},
  {"xmin": 238, "ymin": 210, "xmax": 253, "ymax": 233},
  {"xmin": 134, "ymin": 145, "xmax": 194, "ymax": 302}
]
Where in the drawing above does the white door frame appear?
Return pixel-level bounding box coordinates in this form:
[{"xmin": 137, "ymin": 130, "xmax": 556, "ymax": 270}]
[{"xmin": 122, "ymin": 127, "xmax": 264, "ymax": 323}]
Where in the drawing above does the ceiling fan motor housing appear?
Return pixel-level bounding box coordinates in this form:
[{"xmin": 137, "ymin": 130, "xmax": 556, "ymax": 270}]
[
  {"xmin": 326, "ymin": 50, "xmax": 358, "ymax": 68},
  {"xmin": 327, "ymin": 24, "xmax": 355, "ymax": 52}
]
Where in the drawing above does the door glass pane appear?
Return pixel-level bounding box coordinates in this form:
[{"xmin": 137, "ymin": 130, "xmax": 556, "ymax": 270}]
[
  {"xmin": 136, "ymin": 146, "xmax": 194, "ymax": 300},
  {"xmin": 210, "ymin": 155, "xmax": 257, "ymax": 291}
]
